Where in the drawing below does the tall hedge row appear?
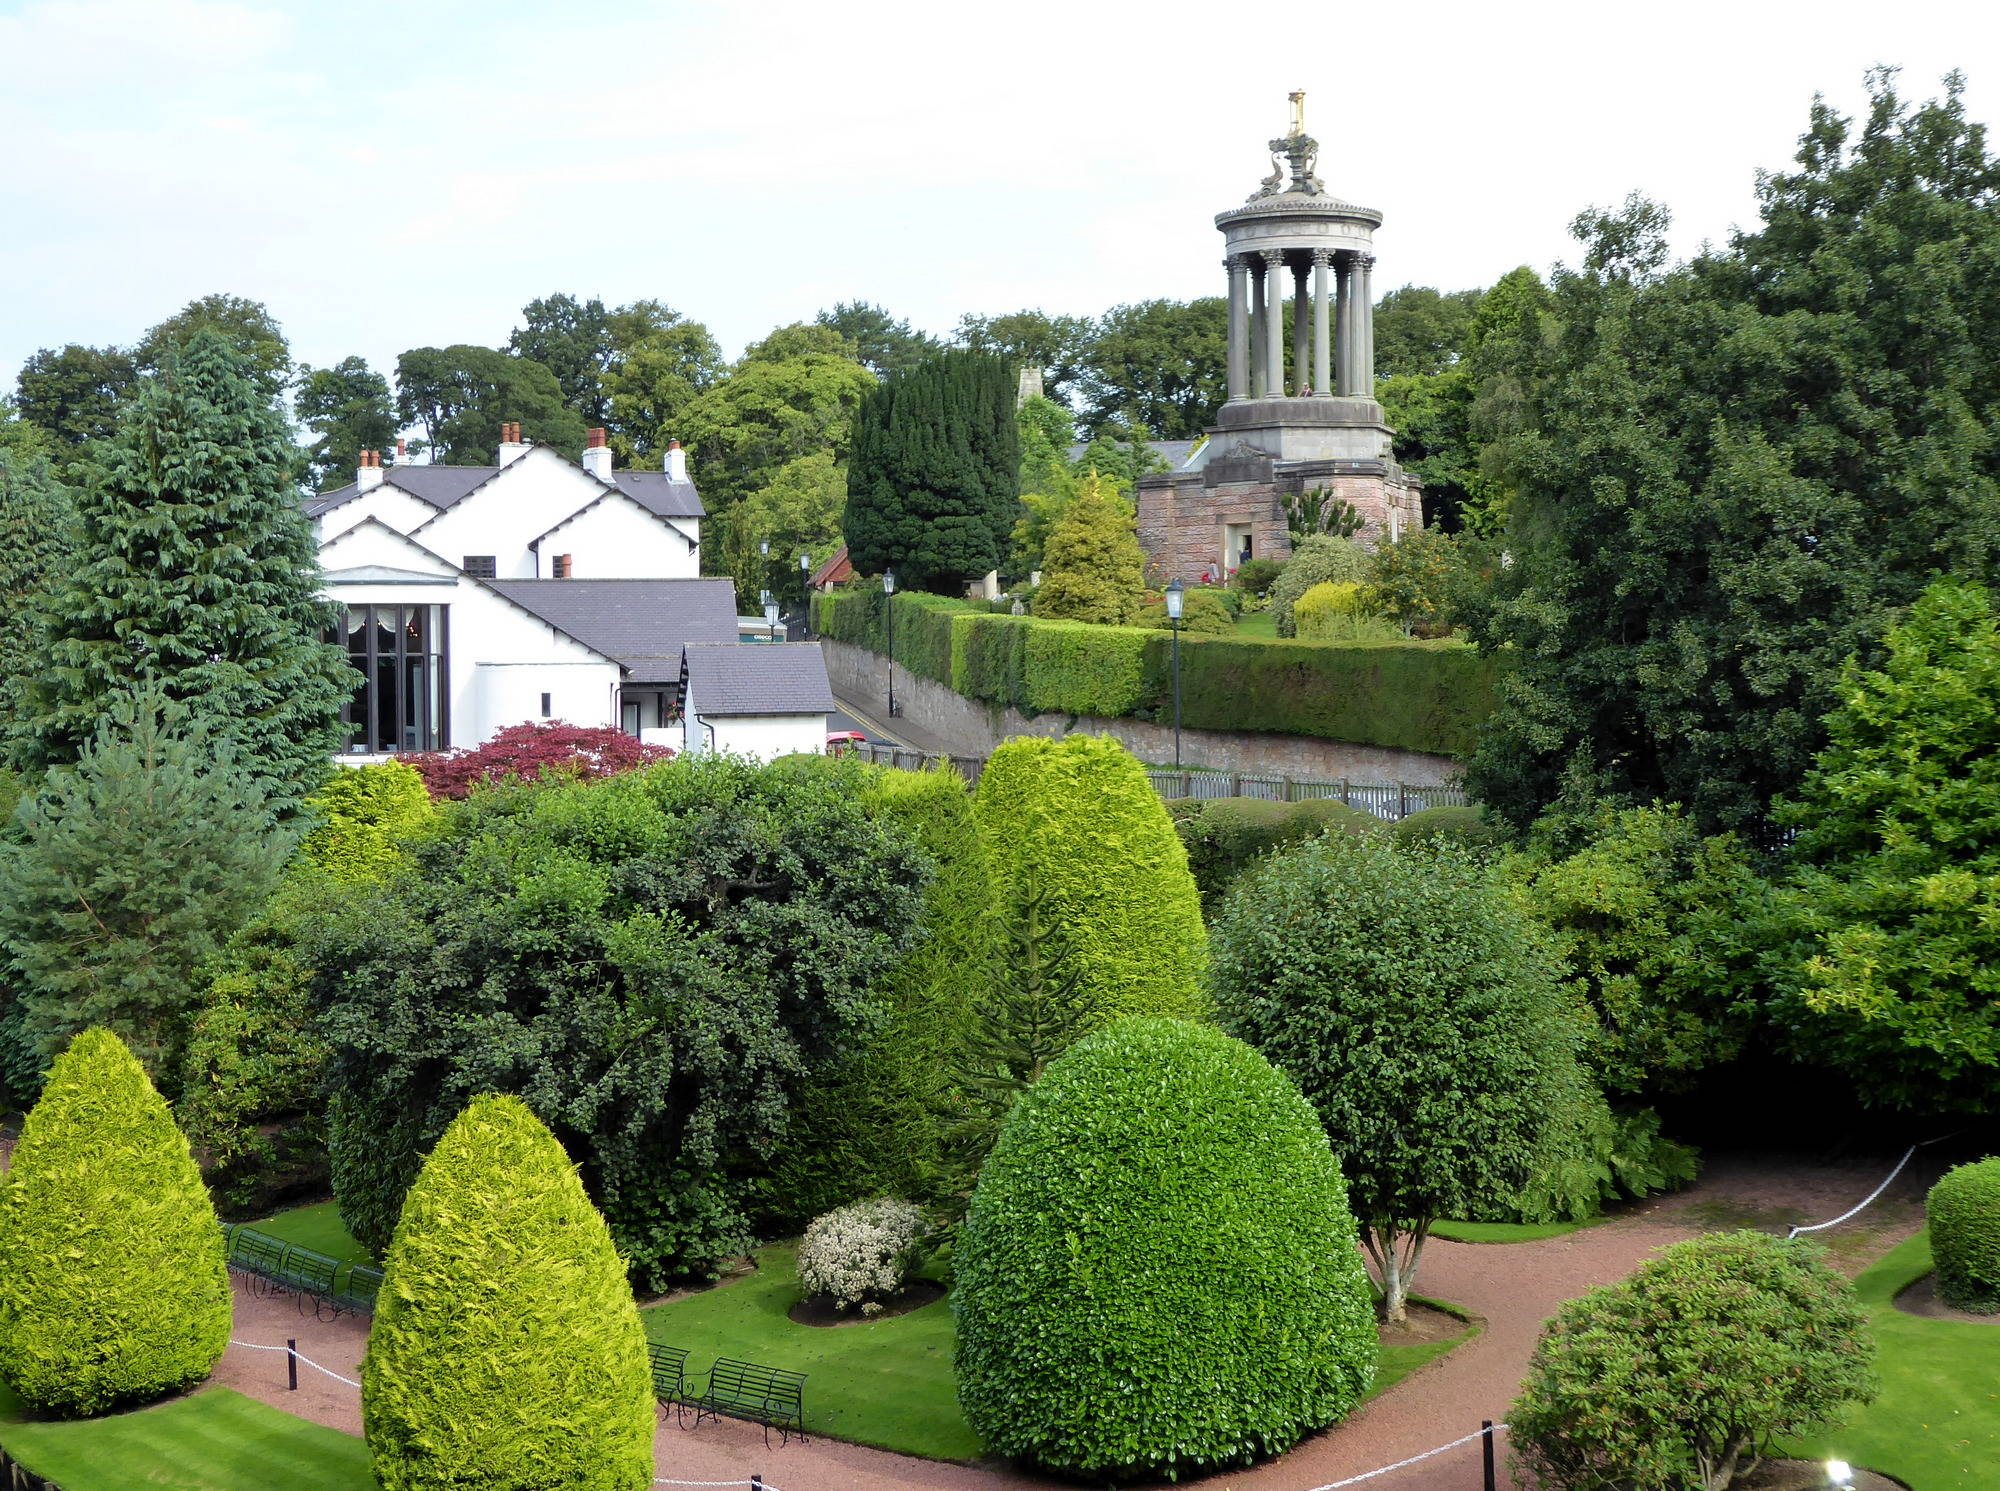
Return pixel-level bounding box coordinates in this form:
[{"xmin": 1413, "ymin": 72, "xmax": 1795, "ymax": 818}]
[
  {"xmin": 973, "ymin": 736, "xmax": 1205, "ymax": 1025},
  {"xmin": 0, "ymin": 1029, "xmax": 230, "ymax": 1416},
  {"xmin": 814, "ymin": 590, "xmax": 1502, "ymax": 757},
  {"xmin": 953, "ymin": 1017, "xmax": 1377, "ymax": 1481},
  {"xmin": 363, "ymin": 1093, "xmax": 654, "ymax": 1491}
]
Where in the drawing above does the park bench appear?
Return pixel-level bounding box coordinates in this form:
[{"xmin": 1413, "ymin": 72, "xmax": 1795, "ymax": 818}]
[
  {"xmin": 688, "ymin": 1357, "xmax": 807, "ymax": 1447},
  {"xmin": 648, "ymin": 1344, "xmax": 689, "ymax": 1416},
  {"xmin": 337, "ymin": 1264, "xmax": 385, "ymax": 1316}
]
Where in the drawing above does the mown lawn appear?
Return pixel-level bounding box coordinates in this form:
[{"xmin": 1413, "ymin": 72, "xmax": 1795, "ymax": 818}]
[
  {"xmin": 1786, "ymin": 1230, "xmax": 2000, "ymax": 1487},
  {"xmin": 642, "ymin": 1243, "xmax": 1476, "ymax": 1461},
  {"xmin": 249, "ymin": 1200, "xmax": 374, "ymax": 1270},
  {"xmin": 0, "ymin": 1385, "xmax": 374, "ymax": 1491},
  {"xmin": 1431, "ymin": 1217, "xmax": 1597, "ymax": 1244}
]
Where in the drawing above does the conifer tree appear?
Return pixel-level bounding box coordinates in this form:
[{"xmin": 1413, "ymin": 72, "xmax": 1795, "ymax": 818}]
[
  {"xmin": 1030, "ymin": 471, "xmax": 1148, "ymax": 624},
  {"xmin": 363, "ymin": 1093, "xmax": 654, "ymax": 1491},
  {"xmin": 0, "ymin": 450, "xmax": 75, "ymax": 710},
  {"xmin": 12, "ymin": 330, "xmax": 350, "ymax": 817},
  {"xmin": 0, "ymin": 1028, "xmax": 230, "ymax": 1417},
  {"xmin": 844, "ymin": 348, "xmax": 1019, "ymax": 592}
]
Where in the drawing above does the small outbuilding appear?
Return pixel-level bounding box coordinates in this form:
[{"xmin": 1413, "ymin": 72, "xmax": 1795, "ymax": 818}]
[{"xmin": 682, "ymin": 643, "xmax": 837, "ymax": 762}]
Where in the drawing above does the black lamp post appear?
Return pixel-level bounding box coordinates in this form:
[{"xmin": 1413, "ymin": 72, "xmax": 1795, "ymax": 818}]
[
  {"xmin": 799, "ymin": 552, "xmax": 812, "ymax": 637},
  {"xmin": 1164, "ymin": 577, "xmax": 1184, "ymax": 770},
  {"xmin": 764, "ymin": 596, "xmax": 781, "ymax": 644},
  {"xmin": 882, "ymin": 568, "xmax": 899, "ymax": 717}
]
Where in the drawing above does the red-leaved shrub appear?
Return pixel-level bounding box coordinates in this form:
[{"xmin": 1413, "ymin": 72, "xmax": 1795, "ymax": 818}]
[{"xmin": 399, "ymin": 721, "xmax": 672, "ymax": 801}]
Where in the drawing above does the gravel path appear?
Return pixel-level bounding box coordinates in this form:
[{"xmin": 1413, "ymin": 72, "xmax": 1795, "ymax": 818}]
[{"xmin": 210, "ymin": 1154, "xmax": 1931, "ymax": 1491}]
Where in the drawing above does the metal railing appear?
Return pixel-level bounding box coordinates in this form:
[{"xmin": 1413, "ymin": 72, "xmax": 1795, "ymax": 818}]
[{"xmin": 840, "ymin": 742, "xmax": 1466, "ymax": 822}]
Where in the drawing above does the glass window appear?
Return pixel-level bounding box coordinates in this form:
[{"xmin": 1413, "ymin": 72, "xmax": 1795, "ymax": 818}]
[{"xmin": 329, "ymin": 604, "xmax": 448, "ymax": 754}]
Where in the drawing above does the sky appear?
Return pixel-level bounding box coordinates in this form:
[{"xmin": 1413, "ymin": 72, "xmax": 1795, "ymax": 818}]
[{"xmin": 2, "ymin": 0, "xmax": 1996, "ymax": 392}]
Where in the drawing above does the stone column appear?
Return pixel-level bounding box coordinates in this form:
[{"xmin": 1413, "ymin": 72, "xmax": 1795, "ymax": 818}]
[
  {"xmin": 1224, "ymin": 257, "xmax": 1248, "ymax": 401},
  {"xmin": 1261, "ymin": 250, "xmax": 1286, "ymax": 397},
  {"xmin": 1248, "ymin": 258, "xmax": 1267, "ymax": 399},
  {"xmin": 1356, "ymin": 253, "xmax": 1376, "ymax": 399},
  {"xmin": 1291, "ymin": 260, "xmax": 1310, "ymax": 395},
  {"xmin": 1311, "ymin": 249, "xmax": 1332, "ymax": 397},
  {"xmin": 1336, "ymin": 253, "xmax": 1352, "ymax": 395}
]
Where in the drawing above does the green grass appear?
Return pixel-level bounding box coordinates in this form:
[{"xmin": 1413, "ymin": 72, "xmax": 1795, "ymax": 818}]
[
  {"xmin": 248, "ymin": 1201, "xmax": 374, "ymax": 1270},
  {"xmin": 1785, "ymin": 1230, "xmax": 2000, "ymax": 1488},
  {"xmin": 1232, "ymin": 610, "xmax": 1278, "ymax": 639},
  {"xmin": 0, "ymin": 1385, "xmax": 373, "ymax": 1491},
  {"xmin": 1431, "ymin": 1217, "xmax": 1597, "ymax": 1243},
  {"xmin": 642, "ymin": 1244, "xmax": 1477, "ymax": 1461}
]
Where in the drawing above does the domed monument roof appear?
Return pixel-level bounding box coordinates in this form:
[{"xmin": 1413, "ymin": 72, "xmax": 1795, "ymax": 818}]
[{"xmin": 1216, "ymin": 91, "xmax": 1382, "ymax": 249}]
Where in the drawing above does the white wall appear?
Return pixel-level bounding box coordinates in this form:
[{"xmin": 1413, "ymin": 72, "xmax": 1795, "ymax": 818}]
[
  {"xmin": 691, "ymin": 713, "xmax": 827, "ymax": 762},
  {"xmin": 407, "ymin": 448, "xmax": 608, "ymax": 578},
  {"xmin": 541, "ymin": 494, "xmax": 699, "ymax": 578},
  {"xmin": 317, "ymin": 485, "xmax": 439, "ymax": 546},
  {"xmin": 470, "ymin": 661, "xmax": 623, "ymax": 741}
]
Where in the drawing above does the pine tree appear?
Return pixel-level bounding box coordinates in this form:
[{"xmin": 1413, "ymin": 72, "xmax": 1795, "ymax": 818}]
[
  {"xmin": 0, "ymin": 1028, "xmax": 230, "ymax": 1417},
  {"xmin": 844, "ymin": 348, "xmax": 1020, "ymax": 593},
  {"xmin": 12, "ymin": 330, "xmax": 351, "ymax": 817},
  {"xmin": 1031, "ymin": 471, "xmax": 1147, "ymax": 624},
  {"xmin": 0, "ymin": 692, "xmax": 288, "ymax": 1073},
  {"xmin": 362, "ymin": 1093, "xmax": 654, "ymax": 1491},
  {"xmin": 0, "ymin": 449, "xmax": 75, "ymax": 711}
]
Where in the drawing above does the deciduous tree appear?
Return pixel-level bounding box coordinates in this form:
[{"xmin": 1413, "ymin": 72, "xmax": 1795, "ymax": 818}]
[
  {"xmin": 394, "ymin": 345, "xmax": 588, "ymax": 464},
  {"xmin": 507, "ymin": 292, "xmax": 614, "ymax": 423},
  {"xmin": 136, "ymin": 293, "xmax": 293, "ymax": 399},
  {"xmin": 1076, "ymin": 297, "xmax": 1228, "ymax": 440},
  {"xmin": 12, "ymin": 342, "xmax": 137, "ymax": 449},
  {"xmin": 295, "ymin": 356, "xmax": 398, "ymax": 491},
  {"xmin": 816, "ymin": 301, "xmax": 938, "ymax": 376}
]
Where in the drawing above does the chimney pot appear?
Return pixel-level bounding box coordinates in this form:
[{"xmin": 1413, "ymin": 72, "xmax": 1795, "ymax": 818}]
[
  {"xmin": 396, "ymin": 438, "xmax": 407, "ymax": 460},
  {"xmin": 586, "ymin": 428, "xmax": 607, "ymax": 449}
]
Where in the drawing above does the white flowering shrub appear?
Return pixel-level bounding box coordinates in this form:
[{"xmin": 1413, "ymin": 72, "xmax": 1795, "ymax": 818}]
[{"xmin": 796, "ymin": 1197, "xmax": 927, "ymax": 1312}]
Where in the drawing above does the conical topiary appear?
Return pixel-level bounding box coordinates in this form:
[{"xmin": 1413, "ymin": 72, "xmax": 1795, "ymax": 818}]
[
  {"xmin": 973, "ymin": 734, "xmax": 1206, "ymax": 1026},
  {"xmin": 0, "ymin": 1027, "xmax": 230, "ymax": 1416},
  {"xmin": 362, "ymin": 1093, "xmax": 654, "ymax": 1491}
]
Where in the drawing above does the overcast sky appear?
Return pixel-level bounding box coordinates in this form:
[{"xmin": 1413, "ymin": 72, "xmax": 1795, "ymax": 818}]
[{"xmin": 2, "ymin": 0, "xmax": 1995, "ymax": 391}]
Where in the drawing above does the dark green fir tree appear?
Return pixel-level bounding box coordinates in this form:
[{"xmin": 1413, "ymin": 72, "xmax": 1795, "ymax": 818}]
[
  {"xmin": 12, "ymin": 330, "xmax": 351, "ymax": 817},
  {"xmin": 843, "ymin": 348, "xmax": 1019, "ymax": 593},
  {"xmin": 0, "ymin": 450, "xmax": 76, "ymax": 709}
]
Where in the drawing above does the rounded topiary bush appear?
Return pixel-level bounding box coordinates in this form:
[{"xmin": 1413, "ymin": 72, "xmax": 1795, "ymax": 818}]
[
  {"xmin": 1390, "ymin": 804, "xmax": 1512, "ymax": 850},
  {"xmin": 953, "ymin": 1016, "xmax": 1375, "ymax": 1481},
  {"xmin": 0, "ymin": 1028, "xmax": 230, "ymax": 1416},
  {"xmin": 973, "ymin": 735, "xmax": 1206, "ymax": 1025},
  {"xmin": 797, "ymin": 1197, "xmax": 928, "ymax": 1313},
  {"xmin": 362, "ymin": 1093, "xmax": 654, "ymax": 1491},
  {"xmin": 1929, "ymin": 1157, "xmax": 2000, "ymax": 1312}
]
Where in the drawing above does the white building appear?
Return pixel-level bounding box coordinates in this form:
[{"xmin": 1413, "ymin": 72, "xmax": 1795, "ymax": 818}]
[
  {"xmin": 683, "ymin": 644, "xmax": 839, "ymax": 762},
  {"xmin": 306, "ymin": 426, "xmax": 834, "ymax": 757}
]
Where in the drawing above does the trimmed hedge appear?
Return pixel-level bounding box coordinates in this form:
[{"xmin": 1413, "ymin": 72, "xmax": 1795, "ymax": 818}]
[
  {"xmin": 815, "ymin": 590, "xmax": 1502, "ymax": 757},
  {"xmin": 1929, "ymin": 1157, "xmax": 2000, "ymax": 1312},
  {"xmin": 363, "ymin": 1093, "xmax": 654, "ymax": 1491},
  {"xmin": 1390, "ymin": 804, "xmax": 1513, "ymax": 850},
  {"xmin": 974, "ymin": 736, "xmax": 1206, "ymax": 1025},
  {"xmin": 0, "ymin": 1028, "xmax": 230, "ymax": 1416},
  {"xmin": 953, "ymin": 1016, "xmax": 1376, "ymax": 1481},
  {"xmin": 1169, "ymin": 796, "xmax": 1383, "ymax": 914}
]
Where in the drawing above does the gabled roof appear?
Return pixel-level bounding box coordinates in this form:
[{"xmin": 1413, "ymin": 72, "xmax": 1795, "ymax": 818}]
[
  {"xmin": 531, "ymin": 486, "xmax": 699, "ymax": 550},
  {"xmin": 318, "ymin": 516, "xmax": 458, "ymax": 579},
  {"xmin": 811, "ymin": 545, "xmax": 853, "ymax": 589},
  {"xmin": 305, "ymin": 446, "xmax": 705, "ymax": 523},
  {"xmin": 483, "ymin": 578, "xmax": 738, "ymax": 685},
  {"xmin": 686, "ymin": 642, "xmax": 836, "ymax": 718}
]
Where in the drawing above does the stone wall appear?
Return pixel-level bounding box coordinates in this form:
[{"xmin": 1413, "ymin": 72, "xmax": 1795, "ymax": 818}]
[{"xmin": 822, "ymin": 639, "xmax": 1460, "ymax": 785}]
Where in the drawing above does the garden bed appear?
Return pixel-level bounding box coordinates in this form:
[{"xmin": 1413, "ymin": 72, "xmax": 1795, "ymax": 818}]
[{"xmin": 1892, "ymin": 1272, "xmax": 2000, "ymax": 1325}]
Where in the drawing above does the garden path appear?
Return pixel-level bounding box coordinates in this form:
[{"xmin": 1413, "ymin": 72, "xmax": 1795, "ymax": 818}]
[{"xmin": 210, "ymin": 1155, "xmax": 1929, "ymax": 1491}]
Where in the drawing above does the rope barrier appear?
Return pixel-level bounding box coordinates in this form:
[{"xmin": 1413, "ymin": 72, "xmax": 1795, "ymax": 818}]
[
  {"xmin": 228, "ymin": 1338, "xmax": 364, "ymax": 1390},
  {"xmin": 1786, "ymin": 1129, "xmax": 1964, "ymax": 1239},
  {"xmin": 653, "ymin": 1480, "xmax": 786, "ymax": 1489},
  {"xmin": 1298, "ymin": 1425, "xmax": 1502, "ymax": 1490}
]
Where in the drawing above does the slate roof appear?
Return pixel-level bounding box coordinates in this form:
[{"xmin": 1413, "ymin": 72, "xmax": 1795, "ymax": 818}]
[
  {"xmin": 483, "ymin": 578, "xmax": 738, "ymax": 684},
  {"xmin": 303, "ymin": 453, "xmax": 704, "ymax": 521},
  {"xmin": 611, "ymin": 472, "xmax": 704, "ymax": 518},
  {"xmin": 1065, "ymin": 439, "xmax": 1199, "ymax": 471},
  {"xmin": 685, "ymin": 642, "xmax": 836, "ymax": 717}
]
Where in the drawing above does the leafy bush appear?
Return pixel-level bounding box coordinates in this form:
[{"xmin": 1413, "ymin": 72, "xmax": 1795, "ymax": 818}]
[
  {"xmin": 0, "ymin": 691, "xmax": 287, "ymax": 1075},
  {"xmin": 362, "ymin": 1093, "xmax": 653, "ymax": 1491},
  {"xmin": 1232, "ymin": 557, "xmax": 1285, "ymax": 596},
  {"xmin": 974, "ymin": 736, "xmax": 1205, "ymax": 1026},
  {"xmin": 1365, "ymin": 525, "xmax": 1471, "ymax": 636},
  {"xmin": 0, "ymin": 1029, "xmax": 230, "ymax": 1416},
  {"xmin": 308, "ymin": 756, "xmax": 930, "ymax": 1287},
  {"xmin": 1928, "ymin": 1157, "xmax": 2000, "ymax": 1312},
  {"xmin": 796, "ymin": 1197, "xmax": 928, "ymax": 1313},
  {"xmin": 954, "ymin": 1017, "xmax": 1376, "ymax": 1481},
  {"xmin": 1212, "ymin": 831, "xmax": 1595, "ymax": 1321},
  {"xmin": 399, "ymin": 720, "xmax": 673, "ymax": 801},
  {"xmin": 1132, "ymin": 589, "xmax": 1234, "ymax": 634},
  {"xmin": 1515, "ymin": 803, "xmax": 1768, "ymax": 1096},
  {"xmin": 1169, "ymin": 796, "xmax": 1382, "ymax": 914},
  {"xmin": 1389, "ymin": 803, "xmax": 1512, "ymax": 849},
  {"xmin": 1270, "ymin": 534, "xmax": 1369, "ymax": 637},
  {"xmin": 299, "ymin": 760, "xmax": 434, "ymax": 881},
  {"xmin": 1293, "ymin": 581, "xmax": 1399, "ymax": 642},
  {"xmin": 768, "ymin": 762, "xmax": 994, "ymax": 1223},
  {"xmin": 1468, "ymin": 1105, "xmax": 1699, "ymax": 1225},
  {"xmin": 1511, "ymin": 1232, "xmax": 1875, "ymax": 1490}
]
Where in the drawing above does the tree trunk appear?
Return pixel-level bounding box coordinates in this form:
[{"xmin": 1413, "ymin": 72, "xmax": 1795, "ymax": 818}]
[{"xmin": 1362, "ymin": 1221, "xmax": 1429, "ymax": 1325}]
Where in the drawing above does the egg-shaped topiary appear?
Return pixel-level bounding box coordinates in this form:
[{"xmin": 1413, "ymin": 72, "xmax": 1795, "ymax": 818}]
[
  {"xmin": 0, "ymin": 1027, "xmax": 230, "ymax": 1416},
  {"xmin": 1929, "ymin": 1157, "xmax": 2000, "ymax": 1312},
  {"xmin": 973, "ymin": 735, "xmax": 1205, "ymax": 1025},
  {"xmin": 362, "ymin": 1093, "xmax": 654, "ymax": 1491},
  {"xmin": 952, "ymin": 1016, "xmax": 1376, "ymax": 1481}
]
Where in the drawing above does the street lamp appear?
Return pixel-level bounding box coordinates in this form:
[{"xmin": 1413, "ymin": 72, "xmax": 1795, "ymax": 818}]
[
  {"xmin": 764, "ymin": 596, "xmax": 781, "ymax": 644},
  {"xmin": 882, "ymin": 568, "xmax": 899, "ymax": 717},
  {"xmin": 1164, "ymin": 577, "xmax": 1184, "ymax": 771},
  {"xmin": 799, "ymin": 552, "xmax": 813, "ymax": 639}
]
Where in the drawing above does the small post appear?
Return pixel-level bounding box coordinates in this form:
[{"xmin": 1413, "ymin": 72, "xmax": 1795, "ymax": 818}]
[
  {"xmin": 752, "ymin": 1477, "xmax": 765, "ymax": 1491},
  {"xmin": 1400, "ymin": 784, "xmax": 1410, "ymax": 819},
  {"xmin": 286, "ymin": 1338, "xmax": 298, "ymax": 1392},
  {"xmin": 1482, "ymin": 1420, "xmax": 1497, "ymax": 1491}
]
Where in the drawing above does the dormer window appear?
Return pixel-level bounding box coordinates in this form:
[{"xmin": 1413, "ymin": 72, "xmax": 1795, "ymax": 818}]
[{"xmin": 463, "ymin": 555, "xmax": 497, "ymax": 577}]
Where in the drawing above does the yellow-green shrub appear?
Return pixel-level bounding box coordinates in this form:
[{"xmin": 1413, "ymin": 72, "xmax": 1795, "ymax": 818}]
[
  {"xmin": 0, "ymin": 1028, "xmax": 229, "ymax": 1416},
  {"xmin": 362, "ymin": 1093, "xmax": 653, "ymax": 1491},
  {"xmin": 1294, "ymin": 581, "xmax": 1398, "ymax": 642},
  {"xmin": 299, "ymin": 760, "xmax": 434, "ymax": 882},
  {"xmin": 973, "ymin": 736, "xmax": 1205, "ymax": 1024}
]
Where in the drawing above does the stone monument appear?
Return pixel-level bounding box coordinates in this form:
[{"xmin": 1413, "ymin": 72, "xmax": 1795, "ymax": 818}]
[{"xmin": 1136, "ymin": 92, "xmax": 1422, "ymax": 583}]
